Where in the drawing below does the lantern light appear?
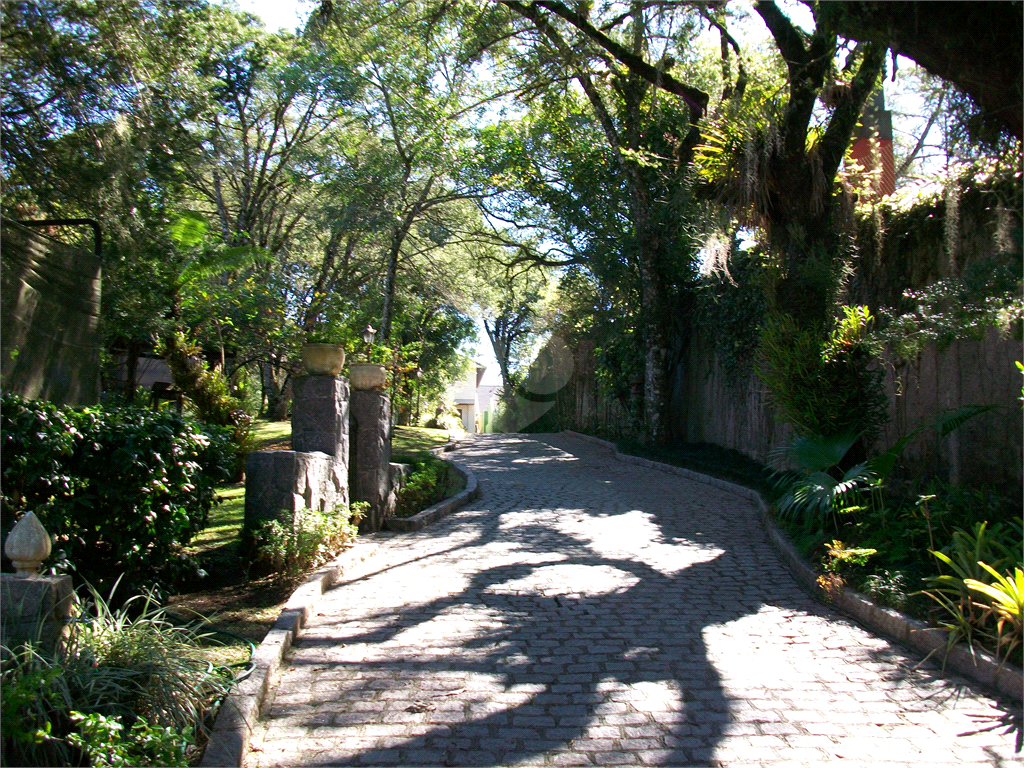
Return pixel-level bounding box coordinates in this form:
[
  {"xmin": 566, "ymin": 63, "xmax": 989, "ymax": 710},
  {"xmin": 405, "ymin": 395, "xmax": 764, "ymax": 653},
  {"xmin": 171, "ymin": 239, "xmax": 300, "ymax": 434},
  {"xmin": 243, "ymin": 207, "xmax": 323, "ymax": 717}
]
[{"xmin": 362, "ymin": 324, "xmax": 377, "ymax": 346}]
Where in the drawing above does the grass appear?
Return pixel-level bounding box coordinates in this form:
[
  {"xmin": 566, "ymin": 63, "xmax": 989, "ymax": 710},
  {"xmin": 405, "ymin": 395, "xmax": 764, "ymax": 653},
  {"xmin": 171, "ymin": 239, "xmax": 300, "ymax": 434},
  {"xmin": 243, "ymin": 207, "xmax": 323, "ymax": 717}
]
[
  {"xmin": 249, "ymin": 419, "xmax": 292, "ymax": 451},
  {"xmin": 168, "ymin": 420, "xmax": 453, "ymax": 644},
  {"xmin": 168, "ymin": 482, "xmax": 294, "ymax": 645},
  {"xmin": 249, "ymin": 418, "xmax": 451, "ymax": 454},
  {"xmin": 393, "ymin": 425, "xmax": 451, "ymax": 453}
]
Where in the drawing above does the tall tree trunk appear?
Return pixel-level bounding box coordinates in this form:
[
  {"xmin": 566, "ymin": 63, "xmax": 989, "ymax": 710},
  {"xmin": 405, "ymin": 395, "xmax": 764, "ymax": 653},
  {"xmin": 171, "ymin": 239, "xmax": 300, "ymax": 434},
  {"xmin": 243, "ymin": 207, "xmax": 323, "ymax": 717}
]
[
  {"xmin": 124, "ymin": 339, "xmax": 140, "ymax": 403},
  {"xmin": 627, "ymin": 177, "xmax": 672, "ymax": 443},
  {"xmin": 263, "ymin": 360, "xmax": 284, "ymax": 420},
  {"xmin": 380, "ymin": 238, "xmax": 402, "ymax": 343}
]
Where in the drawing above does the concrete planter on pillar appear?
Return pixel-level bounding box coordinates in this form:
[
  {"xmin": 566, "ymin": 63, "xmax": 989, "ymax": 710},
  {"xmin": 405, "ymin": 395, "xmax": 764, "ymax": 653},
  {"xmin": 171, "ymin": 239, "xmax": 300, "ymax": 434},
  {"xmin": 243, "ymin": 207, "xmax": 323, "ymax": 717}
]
[
  {"xmin": 1, "ymin": 512, "xmax": 74, "ymax": 655},
  {"xmin": 301, "ymin": 344, "xmax": 346, "ymax": 376},
  {"xmin": 348, "ymin": 362, "xmax": 387, "ymax": 391}
]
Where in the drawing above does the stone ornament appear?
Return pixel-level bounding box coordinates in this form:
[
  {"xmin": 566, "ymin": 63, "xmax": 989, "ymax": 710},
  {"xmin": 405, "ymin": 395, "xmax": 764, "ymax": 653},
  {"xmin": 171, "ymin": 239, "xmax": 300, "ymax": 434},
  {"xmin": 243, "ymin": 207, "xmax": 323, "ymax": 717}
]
[{"xmin": 4, "ymin": 511, "xmax": 52, "ymax": 575}]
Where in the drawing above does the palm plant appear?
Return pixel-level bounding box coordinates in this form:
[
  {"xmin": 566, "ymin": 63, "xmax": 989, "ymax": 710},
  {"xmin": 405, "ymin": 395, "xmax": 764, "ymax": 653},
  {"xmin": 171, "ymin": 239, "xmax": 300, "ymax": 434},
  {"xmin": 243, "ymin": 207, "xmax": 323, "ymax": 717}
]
[
  {"xmin": 770, "ymin": 431, "xmax": 877, "ymax": 531},
  {"xmin": 771, "ymin": 405, "xmax": 997, "ymax": 532}
]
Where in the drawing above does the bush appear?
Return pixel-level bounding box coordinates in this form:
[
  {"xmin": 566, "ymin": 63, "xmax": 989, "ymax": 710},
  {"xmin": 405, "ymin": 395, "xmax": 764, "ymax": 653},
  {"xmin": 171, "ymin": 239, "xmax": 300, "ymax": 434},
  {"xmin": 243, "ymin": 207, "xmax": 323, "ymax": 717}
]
[
  {"xmin": 246, "ymin": 502, "xmax": 365, "ymax": 578},
  {"xmin": 0, "ymin": 585, "xmax": 231, "ymax": 767},
  {"xmin": 1, "ymin": 394, "xmax": 234, "ymax": 596},
  {"xmin": 392, "ymin": 454, "xmax": 462, "ymax": 518}
]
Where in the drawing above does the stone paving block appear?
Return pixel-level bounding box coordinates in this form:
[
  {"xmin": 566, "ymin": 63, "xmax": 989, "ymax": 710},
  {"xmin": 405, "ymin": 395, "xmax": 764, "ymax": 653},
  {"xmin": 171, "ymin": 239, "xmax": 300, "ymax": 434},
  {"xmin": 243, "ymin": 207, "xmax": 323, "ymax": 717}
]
[{"xmin": 244, "ymin": 434, "xmax": 1021, "ymax": 768}]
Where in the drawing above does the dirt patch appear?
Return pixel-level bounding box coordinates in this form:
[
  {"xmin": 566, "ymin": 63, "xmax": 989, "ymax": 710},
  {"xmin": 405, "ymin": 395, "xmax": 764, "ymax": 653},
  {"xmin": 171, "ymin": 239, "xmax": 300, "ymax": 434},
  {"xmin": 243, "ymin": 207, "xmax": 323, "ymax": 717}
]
[{"xmin": 167, "ymin": 576, "xmax": 296, "ymax": 644}]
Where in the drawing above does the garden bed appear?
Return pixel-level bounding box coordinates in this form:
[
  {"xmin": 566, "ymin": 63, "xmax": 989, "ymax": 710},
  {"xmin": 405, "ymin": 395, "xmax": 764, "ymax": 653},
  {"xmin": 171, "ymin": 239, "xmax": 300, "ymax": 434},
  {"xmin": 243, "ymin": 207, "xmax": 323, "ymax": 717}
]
[{"xmin": 168, "ymin": 422, "xmax": 454, "ymax": 645}]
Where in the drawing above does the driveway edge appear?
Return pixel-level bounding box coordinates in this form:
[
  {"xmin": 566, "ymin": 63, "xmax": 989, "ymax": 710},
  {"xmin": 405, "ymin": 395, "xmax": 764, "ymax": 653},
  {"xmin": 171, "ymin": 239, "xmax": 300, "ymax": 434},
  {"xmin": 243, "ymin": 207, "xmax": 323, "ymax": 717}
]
[
  {"xmin": 199, "ymin": 536, "xmax": 388, "ymax": 767},
  {"xmin": 384, "ymin": 458, "xmax": 480, "ymax": 532},
  {"xmin": 561, "ymin": 430, "xmax": 1023, "ymax": 702}
]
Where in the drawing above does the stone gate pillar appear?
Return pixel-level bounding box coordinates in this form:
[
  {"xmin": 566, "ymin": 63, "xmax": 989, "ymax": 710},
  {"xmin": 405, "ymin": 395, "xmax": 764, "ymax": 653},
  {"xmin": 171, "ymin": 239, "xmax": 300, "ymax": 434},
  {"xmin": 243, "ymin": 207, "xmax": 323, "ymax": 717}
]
[
  {"xmin": 292, "ymin": 375, "xmax": 349, "ymax": 465},
  {"xmin": 244, "ymin": 374, "xmax": 349, "ymax": 531},
  {"xmin": 349, "ymin": 388, "xmax": 391, "ymax": 531}
]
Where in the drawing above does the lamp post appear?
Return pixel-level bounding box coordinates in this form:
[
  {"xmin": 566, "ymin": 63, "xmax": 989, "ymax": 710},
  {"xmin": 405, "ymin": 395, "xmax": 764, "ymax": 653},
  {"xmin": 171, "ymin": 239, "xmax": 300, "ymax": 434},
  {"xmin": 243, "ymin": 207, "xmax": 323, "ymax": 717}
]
[
  {"xmin": 415, "ymin": 367, "xmax": 423, "ymax": 424},
  {"xmin": 361, "ymin": 324, "xmax": 376, "ymax": 360}
]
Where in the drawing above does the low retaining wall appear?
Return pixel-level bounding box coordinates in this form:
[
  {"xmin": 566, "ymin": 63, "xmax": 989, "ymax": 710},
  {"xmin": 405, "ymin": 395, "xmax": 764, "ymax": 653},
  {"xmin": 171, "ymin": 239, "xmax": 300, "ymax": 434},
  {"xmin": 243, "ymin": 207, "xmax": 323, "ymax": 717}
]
[
  {"xmin": 561, "ymin": 430, "xmax": 1023, "ymax": 703},
  {"xmin": 200, "ymin": 536, "xmax": 386, "ymax": 768},
  {"xmin": 384, "ymin": 460, "xmax": 479, "ymax": 532}
]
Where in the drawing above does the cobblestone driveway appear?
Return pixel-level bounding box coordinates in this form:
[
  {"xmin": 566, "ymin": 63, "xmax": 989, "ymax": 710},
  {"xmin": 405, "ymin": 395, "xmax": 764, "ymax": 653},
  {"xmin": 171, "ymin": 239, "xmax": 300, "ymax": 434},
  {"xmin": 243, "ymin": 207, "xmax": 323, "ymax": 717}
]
[{"xmin": 249, "ymin": 434, "xmax": 1021, "ymax": 767}]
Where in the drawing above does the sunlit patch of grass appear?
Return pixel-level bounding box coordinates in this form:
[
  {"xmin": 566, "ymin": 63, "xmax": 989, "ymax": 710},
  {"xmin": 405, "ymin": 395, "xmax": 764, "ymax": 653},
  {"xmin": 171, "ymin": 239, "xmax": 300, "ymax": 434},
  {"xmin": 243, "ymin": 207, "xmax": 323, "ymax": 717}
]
[
  {"xmin": 250, "ymin": 418, "xmax": 292, "ymax": 451},
  {"xmin": 393, "ymin": 425, "xmax": 449, "ymax": 453},
  {"xmin": 189, "ymin": 484, "xmax": 244, "ymax": 560}
]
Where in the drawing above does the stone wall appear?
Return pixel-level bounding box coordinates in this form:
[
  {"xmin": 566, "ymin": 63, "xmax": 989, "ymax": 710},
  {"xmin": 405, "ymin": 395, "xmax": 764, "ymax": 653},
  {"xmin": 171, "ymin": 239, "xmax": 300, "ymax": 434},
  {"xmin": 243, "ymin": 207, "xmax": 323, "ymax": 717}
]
[
  {"xmin": 535, "ymin": 179, "xmax": 1022, "ymax": 493},
  {"xmin": 0, "ymin": 218, "xmax": 102, "ymax": 405}
]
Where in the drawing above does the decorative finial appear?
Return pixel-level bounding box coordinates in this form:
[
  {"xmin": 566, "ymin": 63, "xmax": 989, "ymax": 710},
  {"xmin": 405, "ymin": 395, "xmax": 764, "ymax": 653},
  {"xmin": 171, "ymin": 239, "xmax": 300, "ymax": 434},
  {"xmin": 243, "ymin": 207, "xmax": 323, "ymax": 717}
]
[{"xmin": 4, "ymin": 511, "xmax": 52, "ymax": 576}]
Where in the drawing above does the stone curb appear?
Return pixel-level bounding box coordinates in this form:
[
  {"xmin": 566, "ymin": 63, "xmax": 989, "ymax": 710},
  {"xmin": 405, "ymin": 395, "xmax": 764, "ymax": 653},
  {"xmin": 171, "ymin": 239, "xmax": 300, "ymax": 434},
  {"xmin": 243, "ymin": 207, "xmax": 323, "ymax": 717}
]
[
  {"xmin": 384, "ymin": 458, "xmax": 480, "ymax": 532},
  {"xmin": 199, "ymin": 537, "xmax": 386, "ymax": 767},
  {"xmin": 560, "ymin": 430, "xmax": 1023, "ymax": 703}
]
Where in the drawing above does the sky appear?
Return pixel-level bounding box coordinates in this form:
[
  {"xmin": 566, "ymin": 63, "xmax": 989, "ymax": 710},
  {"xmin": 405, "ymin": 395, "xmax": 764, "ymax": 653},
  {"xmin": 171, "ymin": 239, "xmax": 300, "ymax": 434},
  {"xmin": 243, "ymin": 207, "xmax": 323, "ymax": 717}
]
[{"xmin": 235, "ymin": 0, "xmax": 310, "ymax": 32}]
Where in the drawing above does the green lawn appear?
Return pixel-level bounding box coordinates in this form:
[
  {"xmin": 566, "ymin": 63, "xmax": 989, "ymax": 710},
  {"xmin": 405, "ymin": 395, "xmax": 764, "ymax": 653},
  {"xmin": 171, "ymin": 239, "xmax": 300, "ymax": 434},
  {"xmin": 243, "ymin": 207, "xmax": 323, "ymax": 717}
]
[
  {"xmin": 189, "ymin": 484, "xmax": 245, "ymax": 570},
  {"xmin": 250, "ymin": 418, "xmax": 292, "ymax": 451},
  {"xmin": 248, "ymin": 419, "xmax": 450, "ymax": 454},
  {"xmin": 393, "ymin": 425, "xmax": 451, "ymax": 453}
]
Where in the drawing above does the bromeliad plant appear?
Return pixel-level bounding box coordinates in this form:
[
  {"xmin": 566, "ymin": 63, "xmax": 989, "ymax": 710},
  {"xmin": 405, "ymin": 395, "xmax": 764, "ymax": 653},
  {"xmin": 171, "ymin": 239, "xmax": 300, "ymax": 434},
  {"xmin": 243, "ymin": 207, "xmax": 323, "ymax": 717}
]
[
  {"xmin": 919, "ymin": 522, "xmax": 1023, "ymax": 663},
  {"xmin": 816, "ymin": 539, "xmax": 877, "ymax": 601},
  {"xmin": 964, "ymin": 565, "xmax": 1024, "ymax": 663}
]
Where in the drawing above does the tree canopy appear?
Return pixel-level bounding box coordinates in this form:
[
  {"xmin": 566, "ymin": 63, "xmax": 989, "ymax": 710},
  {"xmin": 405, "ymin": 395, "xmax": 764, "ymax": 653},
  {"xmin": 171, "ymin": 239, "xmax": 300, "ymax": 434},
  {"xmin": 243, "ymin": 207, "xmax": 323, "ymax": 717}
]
[{"xmin": 2, "ymin": 0, "xmax": 1019, "ymax": 441}]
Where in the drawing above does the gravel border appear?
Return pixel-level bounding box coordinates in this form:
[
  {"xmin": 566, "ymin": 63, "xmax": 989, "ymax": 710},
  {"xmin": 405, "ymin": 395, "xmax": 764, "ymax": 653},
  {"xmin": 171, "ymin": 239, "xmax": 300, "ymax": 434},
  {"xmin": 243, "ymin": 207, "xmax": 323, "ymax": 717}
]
[
  {"xmin": 561, "ymin": 430, "xmax": 1023, "ymax": 702},
  {"xmin": 199, "ymin": 535, "xmax": 388, "ymax": 767}
]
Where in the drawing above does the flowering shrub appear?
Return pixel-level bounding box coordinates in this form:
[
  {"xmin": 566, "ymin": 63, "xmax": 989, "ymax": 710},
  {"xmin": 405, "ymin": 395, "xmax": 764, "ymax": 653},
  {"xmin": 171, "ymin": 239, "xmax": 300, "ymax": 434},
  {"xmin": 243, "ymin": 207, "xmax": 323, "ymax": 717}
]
[{"xmin": 1, "ymin": 394, "xmax": 234, "ymax": 595}]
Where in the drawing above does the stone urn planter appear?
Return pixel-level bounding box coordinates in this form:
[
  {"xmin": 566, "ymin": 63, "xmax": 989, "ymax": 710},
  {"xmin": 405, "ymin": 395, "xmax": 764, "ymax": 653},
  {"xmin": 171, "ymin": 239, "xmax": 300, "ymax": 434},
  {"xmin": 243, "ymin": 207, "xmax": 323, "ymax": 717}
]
[
  {"xmin": 301, "ymin": 344, "xmax": 346, "ymax": 376},
  {"xmin": 348, "ymin": 362, "xmax": 387, "ymax": 390}
]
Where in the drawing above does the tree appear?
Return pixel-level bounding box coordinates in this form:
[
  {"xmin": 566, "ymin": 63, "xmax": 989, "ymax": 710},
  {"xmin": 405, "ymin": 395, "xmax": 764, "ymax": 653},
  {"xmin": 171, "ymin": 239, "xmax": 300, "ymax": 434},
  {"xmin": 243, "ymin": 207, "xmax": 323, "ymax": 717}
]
[
  {"xmin": 478, "ymin": 263, "xmax": 551, "ymax": 395},
  {"xmin": 487, "ymin": 1, "xmax": 712, "ymax": 442},
  {"xmin": 313, "ymin": 0, "xmax": 498, "ymax": 343},
  {"xmin": 827, "ymin": 1, "xmax": 1022, "ymax": 141}
]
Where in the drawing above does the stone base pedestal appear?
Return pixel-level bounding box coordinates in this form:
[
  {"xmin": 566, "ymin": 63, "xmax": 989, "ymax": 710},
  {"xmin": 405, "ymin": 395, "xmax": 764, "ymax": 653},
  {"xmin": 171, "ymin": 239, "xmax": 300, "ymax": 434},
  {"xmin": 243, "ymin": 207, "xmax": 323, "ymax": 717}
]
[
  {"xmin": 244, "ymin": 450, "xmax": 347, "ymax": 528},
  {"xmin": 1, "ymin": 574, "xmax": 74, "ymax": 656},
  {"xmin": 350, "ymin": 390, "xmax": 392, "ymax": 531}
]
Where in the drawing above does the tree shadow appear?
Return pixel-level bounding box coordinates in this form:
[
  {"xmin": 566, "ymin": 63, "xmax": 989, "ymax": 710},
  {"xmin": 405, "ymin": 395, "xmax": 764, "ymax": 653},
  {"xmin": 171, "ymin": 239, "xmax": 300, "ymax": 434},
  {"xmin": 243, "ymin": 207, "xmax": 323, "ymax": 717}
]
[{"xmin": 275, "ymin": 433, "xmax": 1018, "ymax": 766}]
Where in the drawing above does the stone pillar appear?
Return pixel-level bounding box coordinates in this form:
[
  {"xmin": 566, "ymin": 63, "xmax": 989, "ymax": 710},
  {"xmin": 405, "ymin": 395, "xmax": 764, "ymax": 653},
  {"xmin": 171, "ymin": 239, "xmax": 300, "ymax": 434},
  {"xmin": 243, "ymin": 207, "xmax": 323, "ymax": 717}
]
[
  {"xmin": 1, "ymin": 575, "xmax": 74, "ymax": 655},
  {"xmin": 1, "ymin": 512, "xmax": 74, "ymax": 655},
  {"xmin": 243, "ymin": 374, "xmax": 350, "ymax": 535},
  {"xmin": 291, "ymin": 375, "xmax": 349, "ymax": 465},
  {"xmin": 350, "ymin": 389, "xmax": 391, "ymax": 531}
]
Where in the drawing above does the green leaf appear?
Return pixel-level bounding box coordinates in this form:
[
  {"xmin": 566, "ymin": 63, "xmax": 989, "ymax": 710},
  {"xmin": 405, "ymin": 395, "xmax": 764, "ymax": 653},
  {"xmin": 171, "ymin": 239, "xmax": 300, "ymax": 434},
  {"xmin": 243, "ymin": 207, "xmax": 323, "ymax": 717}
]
[
  {"xmin": 929, "ymin": 404, "xmax": 996, "ymax": 436},
  {"xmin": 168, "ymin": 213, "xmax": 207, "ymax": 248}
]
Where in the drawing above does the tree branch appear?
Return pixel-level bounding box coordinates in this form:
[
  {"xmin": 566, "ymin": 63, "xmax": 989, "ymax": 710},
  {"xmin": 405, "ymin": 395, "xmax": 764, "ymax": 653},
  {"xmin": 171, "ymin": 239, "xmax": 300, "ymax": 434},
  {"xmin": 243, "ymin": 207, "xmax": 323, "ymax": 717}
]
[{"xmin": 502, "ymin": 0, "xmax": 708, "ymax": 118}]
